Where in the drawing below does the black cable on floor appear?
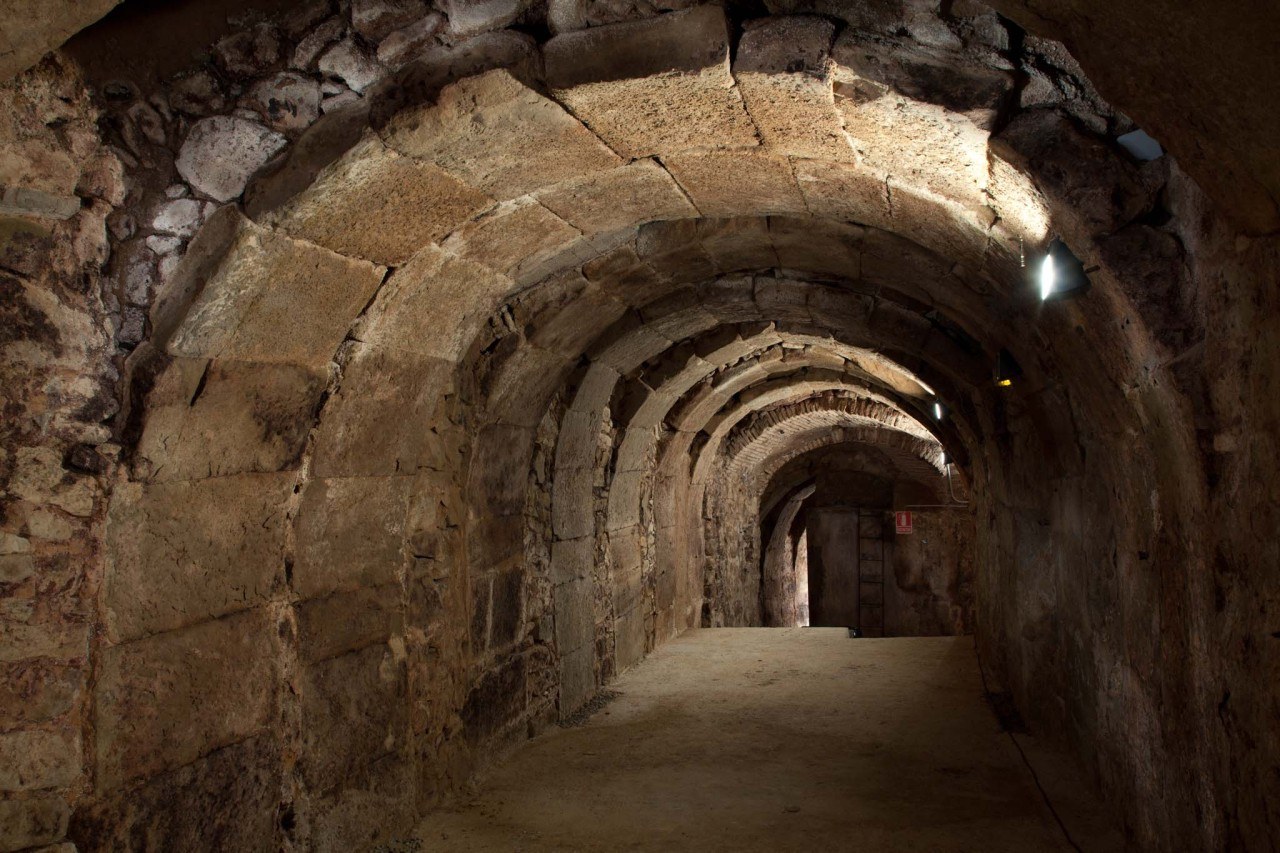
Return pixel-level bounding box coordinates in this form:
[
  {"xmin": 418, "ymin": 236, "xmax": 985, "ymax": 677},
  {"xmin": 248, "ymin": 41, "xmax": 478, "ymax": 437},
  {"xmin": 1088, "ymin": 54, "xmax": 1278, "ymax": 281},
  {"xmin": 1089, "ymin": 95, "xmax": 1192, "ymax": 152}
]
[{"xmin": 972, "ymin": 636, "xmax": 1085, "ymax": 853}]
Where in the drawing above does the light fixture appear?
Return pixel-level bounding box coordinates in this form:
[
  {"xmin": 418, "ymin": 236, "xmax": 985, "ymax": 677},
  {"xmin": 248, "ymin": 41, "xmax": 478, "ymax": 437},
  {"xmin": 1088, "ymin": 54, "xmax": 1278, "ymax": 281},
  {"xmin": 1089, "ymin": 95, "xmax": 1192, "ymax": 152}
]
[
  {"xmin": 1037, "ymin": 239, "xmax": 1091, "ymax": 301},
  {"xmin": 994, "ymin": 348, "xmax": 1022, "ymax": 387},
  {"xmin": 940, "ymin": 450, "xmax": 947, "ymax": 467},
  {"xmin": 932, "ymin": 401, "xmax": 945, "ymax": 421}
]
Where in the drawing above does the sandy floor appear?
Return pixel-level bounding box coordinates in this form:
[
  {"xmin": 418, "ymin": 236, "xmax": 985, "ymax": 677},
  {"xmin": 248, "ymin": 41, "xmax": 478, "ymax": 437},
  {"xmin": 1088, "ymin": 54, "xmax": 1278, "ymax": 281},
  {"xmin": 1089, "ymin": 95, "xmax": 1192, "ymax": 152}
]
[{"xmin": 414, "ymin": 630, "xmax": 1124, "ymax": 852}]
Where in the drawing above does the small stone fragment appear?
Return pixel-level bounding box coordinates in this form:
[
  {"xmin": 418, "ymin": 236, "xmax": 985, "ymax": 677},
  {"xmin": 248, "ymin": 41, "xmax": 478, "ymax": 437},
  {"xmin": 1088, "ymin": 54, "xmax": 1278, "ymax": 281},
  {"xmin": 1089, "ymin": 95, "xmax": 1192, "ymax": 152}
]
[
  {"xmin": 151, "ymin": 198, "xmax": 203, "ymax": 236},
  {"xmin": 318, "ymin": 39, "xmax": 385, "ymax": 93},
  {"xmin": 168, "ymin": 70, "xmax": 228, "ymax": 116},
  {"xmin": 352, "ymin": 0, "xmax": 430, "ymax": 41},
  {"xmin": 376, "ymin": 12, "xmax": 444, "ymax": 68},
  {"xmin": 214, "ymin": 23, "xmax": 283, "ymax": 77},
  {"xmin": 246, "ymin": 72, "xmax": 322, "ymax": 132},
  {"xmin": 293, "ymin": 18, "xmax": 345, "ymax": 70},
  {"xmin": 444, "ymin": 0, "xmax": 521, "ymax": 37}
]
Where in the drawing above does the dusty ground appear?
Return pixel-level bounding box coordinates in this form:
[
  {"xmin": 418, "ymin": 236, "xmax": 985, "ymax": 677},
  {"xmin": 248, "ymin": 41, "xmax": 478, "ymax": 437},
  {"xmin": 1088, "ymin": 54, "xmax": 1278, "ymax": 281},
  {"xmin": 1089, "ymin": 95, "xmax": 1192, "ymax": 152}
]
[{"xmin": 413, "ymin": 630, "xmax": 1124, "ymax": 852}]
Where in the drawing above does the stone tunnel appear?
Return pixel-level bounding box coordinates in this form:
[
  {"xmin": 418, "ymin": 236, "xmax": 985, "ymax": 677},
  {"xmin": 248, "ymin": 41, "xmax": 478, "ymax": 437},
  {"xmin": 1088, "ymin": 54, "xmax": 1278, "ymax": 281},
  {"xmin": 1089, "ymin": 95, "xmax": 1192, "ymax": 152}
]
[{"xmin": 0, "ymin": 0, "xmax": 1276, "ymax": 850}]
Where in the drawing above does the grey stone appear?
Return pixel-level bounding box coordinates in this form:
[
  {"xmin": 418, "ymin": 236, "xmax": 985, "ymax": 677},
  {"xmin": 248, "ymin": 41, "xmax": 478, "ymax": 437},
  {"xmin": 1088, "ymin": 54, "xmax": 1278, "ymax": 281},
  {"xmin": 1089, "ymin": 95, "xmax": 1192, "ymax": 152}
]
[
  {"xmin": 293, "ymin": 17, "xmax": 346, "ymax": 70},
  {"xmin": 352, "ymin": 0, "xmax": 430, "ymax": 41},
  {"xmin": 376, "ymin": 13, "xmax": 445, "ymax": 68},
  {"xmin": 151, "ymin": 198, "xmax": 202, "ymax": 236},
  {"xmin": 175, "ymin": 116, "xmax": 288, "ymax": 202},
  {"xmin": 318, "ymin": 39, "xmax": 385, "ymax": 94}
]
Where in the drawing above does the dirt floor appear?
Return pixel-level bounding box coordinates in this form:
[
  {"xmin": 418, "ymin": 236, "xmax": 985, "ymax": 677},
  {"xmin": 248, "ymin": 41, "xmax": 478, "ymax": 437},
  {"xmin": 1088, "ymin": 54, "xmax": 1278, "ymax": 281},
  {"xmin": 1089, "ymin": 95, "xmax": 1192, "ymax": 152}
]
[{"xmin": 413, "ymin": 630, "xmax": 1125, "ymax": 852}]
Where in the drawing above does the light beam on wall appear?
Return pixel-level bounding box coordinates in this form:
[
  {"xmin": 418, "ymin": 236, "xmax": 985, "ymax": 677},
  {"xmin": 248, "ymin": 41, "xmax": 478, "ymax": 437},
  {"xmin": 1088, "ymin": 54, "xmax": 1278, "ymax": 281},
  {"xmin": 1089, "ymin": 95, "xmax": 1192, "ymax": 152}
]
[{"xmin": 1038, "ymin": 239, "xmax": 1091, "ymax": 301}]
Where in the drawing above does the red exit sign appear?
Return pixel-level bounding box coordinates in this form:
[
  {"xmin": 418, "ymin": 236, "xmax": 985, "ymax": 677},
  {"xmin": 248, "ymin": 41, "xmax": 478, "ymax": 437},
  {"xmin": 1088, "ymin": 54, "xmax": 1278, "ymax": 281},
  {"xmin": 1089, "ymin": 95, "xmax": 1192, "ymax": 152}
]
[{"xmin": 895, "ymin": 511, "xmax": 913, "ymax": 534}]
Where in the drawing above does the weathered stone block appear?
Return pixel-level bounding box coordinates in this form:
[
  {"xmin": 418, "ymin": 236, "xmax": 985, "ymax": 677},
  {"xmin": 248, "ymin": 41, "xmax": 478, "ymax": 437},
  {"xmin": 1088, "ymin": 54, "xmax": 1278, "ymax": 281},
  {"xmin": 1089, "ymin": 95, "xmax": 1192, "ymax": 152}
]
[
  {"xmin": 384, "ymin": 70, "xmax": 621, "ymax": 199},
  {"xmin": 792, "ymin": 158, "xmax": 892, "ymax": 229},
  {"xmin": 489, "ymin": 567, "xmax": 524, "ymax": 648},
  {"xmin": 95, "ymin": 608, "xmax": 278, "ymax": 790},
  {"xmin": 735, "ymin": 17, "xmax": 855, "ymax": 161},
  {"xmin": 553, "ymin": 575, "xmax": 594, "ymax": 654},
  {"xmin": 551, "ymin": 468, "xmax": 595, "ymax": 541},
  {"xmin": 536, "ymin": 160, "xmax": 698, "ymax": 235},
  {"xmin": 301, "ymin": 644, "xmax": 407, "ymax": 795},
  {"xmin": 165, "ymin": 213, "xmax": 385, "ymax": 368},
  {"xmin": 440, "ymin": 197, "xmax": 582, "ymax": 278},
  {"xmin": 671, "ymin": 148, "xmax": 806, "ymax": 216},
  {"xmin": 352, "ymin": 244, "xmax": 513, "ymax": 361},
  {"xmin": 768, "ymin": 215, "xmax": 862, "ymax": 279},
  {"xmin": 558, "ymin": 645, "xmax": 594, "ymax": 717},
  {"xmin": 297, "ymin": 584, "xmax": 403, "ymax": 663},
  {"xmin": 0, "ymin": 795, "xmax": 69, "ymax": 850},
  {"xmin": 544, "ymin": 6, "xmax": 758, "ymax": 158},
  {"xmin": 551, "ymin": 537, "xmax": 592, "ymax": 587},
  {"xmin": 134, "ymin": 358, "xmax": 328, "ymax": 482},
  {"xmin": 468, "ymin": 425, "xmax": 535, "ymax": 517},
  {"xmin": 104, "ymin": 474, "xmax": 293, "ymax": 642},
  {"xmin": 311, "ymin": 345, "xmax": 459, "ymax": 477},
  {"xmin": 614, "ymin": 606, "xmax": 647, "ymax": 672},
  {"xmin": 461, "ymin": 654, "xmax": 526, "ymax": 742},
  {"xmin": 294, "ymin": 476, "xmax": 410, "ymax": 600},
  {"xmin": 265, "ymin": 134, "xmax": 492, "ymax": 265},
  {"xmin": 0, "ymin": 728, "xmax": 80, "ymax": 791},
  {"xmin": 69, "ymin": 735, "xmax": 280, "ymax": 853}
]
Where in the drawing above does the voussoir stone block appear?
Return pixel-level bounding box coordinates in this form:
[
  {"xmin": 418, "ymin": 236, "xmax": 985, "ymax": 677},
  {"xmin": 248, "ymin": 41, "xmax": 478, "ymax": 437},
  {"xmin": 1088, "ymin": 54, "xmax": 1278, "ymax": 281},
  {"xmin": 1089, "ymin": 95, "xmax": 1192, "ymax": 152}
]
[
  {"xmin": 355, "ymin": 244, "xmax": 513, "ymax": 361},
  {"xmin": 295, "ymin": 476, "xmax": 411, "ymax": 599},
  {"xmin": 792, "ymin": 158, "xmax": 892, "ymax": 230},
  {"xmin": 440, "ymin": 197, "xmax": 582, "ymax": 279},
  {"xmin": 95, "ymin": 607, "xmax": 278, "ymax": 791},
  {"xmin": 665, "ymin": 150, "xmax": 803, "ymax": 216},
  {"xmin": 134, "ymin": 358, "xmax": 329, "ymax": 482},
  {"xmin": 166, "ymin": 213, "xmax": 385, "ymax": 367},
  {"xmin": 384, "ymin": 69, "xmax": 621, "ymax": 198},
  {"xmin": 311, "ymin": 345, "xmax": 459, "ymax": 477},
  {"xmin": 734, "ymin": 16, "xmax": 855, "ymax": 162},
  {"xmin": 544, "ymin": 5, "xmax": 759, "ymax": 158},
  {"xmin": 536, "ymin": 159, "xmax": 698, "ymax": 235},
  {"xmin": 265, "ymin": 134, "xmax": 492, "ymax": 265},
  {"xmin": 104, "ymin": 474, "xmax": 295, "ymax": 643}
]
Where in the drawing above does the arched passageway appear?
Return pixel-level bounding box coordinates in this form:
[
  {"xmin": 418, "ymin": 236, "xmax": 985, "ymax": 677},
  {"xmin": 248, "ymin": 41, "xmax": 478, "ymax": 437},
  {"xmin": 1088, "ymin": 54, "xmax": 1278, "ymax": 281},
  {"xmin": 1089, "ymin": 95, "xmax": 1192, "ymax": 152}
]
[{"xmin": 0, "ymin": 1, "xmax": 1276, "ymax": 851}]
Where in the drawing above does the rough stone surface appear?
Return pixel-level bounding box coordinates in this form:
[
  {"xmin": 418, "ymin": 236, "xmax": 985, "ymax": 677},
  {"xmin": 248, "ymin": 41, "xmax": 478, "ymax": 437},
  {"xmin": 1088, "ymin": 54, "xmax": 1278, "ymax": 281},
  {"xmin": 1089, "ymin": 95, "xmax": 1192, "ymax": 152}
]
[
  {"xmin": 175, "ymin": 116, "xmax": 287, "ymax": 203},
  {"xmin": 384, "ymin": 70, "xmax": 621, "ymax": 199},
  {"xmin": 544, "ymin": 6, "xmax": 759, "ymax": 158},
  {"xmin": 266, "ymin": 134, "xmax": 492, "ymax": 265}
]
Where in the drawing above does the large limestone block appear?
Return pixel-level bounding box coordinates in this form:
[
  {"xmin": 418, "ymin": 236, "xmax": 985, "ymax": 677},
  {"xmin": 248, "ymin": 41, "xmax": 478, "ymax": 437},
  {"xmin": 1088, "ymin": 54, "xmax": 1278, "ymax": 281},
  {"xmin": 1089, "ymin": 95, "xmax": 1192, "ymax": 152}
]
[
  {"xmin": 551, "ymin": 467, "xmax": 595, "ymax": 541},
  {"xmin": 768, "ymin": 216, "xmax": 862, "ymax": 279},
  {"xmin": 353, "ymin": 244, "xmax": 513, "ymax": 361},
  {"xmin": 69, "ymin": 735, "xmax": 280, "ymax": 851},
  {"xmin": 698, "ymin": 217, "xmax": 781, "ymax": 273},
  {"xmin": 733, "ymin": 16, "xmax": 854, "ymax": 161},
  {"xmin": 95, "ymin": 608, "xmax": 278, "ymax": 791},
  {"xmin": 165, "ymin": 213, "xmax": 385, "ymax": 367},
  {"xmin": 295, "ymin": 476, "xmax": 411, "ymax": 599},
  {"xmin": 300, "ymin": 644, "xmax": 407, "ymax": 796},
  {"xmin": 544, "ymin": 5, "xmax": 759, "ymax": 158},
  {"xmin": 536, "ymin": 159, "xmax": 697, "ymax": 235},
  {"xmin": 440, "ymin": 197, "xmax": 582, "ymax": 279},
  {"xmin": 297, "ymin": 584, "xmax": 403, "ymax": 663},
  {"xmin": 265, "ymin": 135, "xmax": 492, "ymax": 265},
  {"xmin": 553, "ymin": 574, "xmax": 594, "ymax": 652},
  {"xmin": 0, "ymin": 794, "xmax": 69, "ymax": 850},
  {"xmin": 468, "ymin": 425, "xmax": 536, "ymax": 518},
  {"xmin": 384, "ymin": 70, "xmax": 621, "ymax": 198},
  {"xmin": 665, "ymin": 150, "xmax": 803, "ymax": 216},
  {"xmin": 104, "ymin": 474, "xmax": 294, "ymax": 643},
  {"xmin": 134, "ymin": 358, "xmax": 328, "ymax": 482},
  {"xmin": 614, "ymin": 606, "xmax": 647, "ymax": 673},
  {"xmin": 311, "ymin": 346, "xmax": 459, "ymax": 477},
  {"xmin": 525, "ymin": 282, "xmax": 629, "ymax": 358},
  {"xmin": 582, "ymin": 244, "xmax": 668, "ymax": 306},
  {"xmin": 484, "ymin": 345, "xmax": 575, "ymax": 426},
  {"xmin": 792, "ymin": 158, "xmax": 892, "ymax": 230}
]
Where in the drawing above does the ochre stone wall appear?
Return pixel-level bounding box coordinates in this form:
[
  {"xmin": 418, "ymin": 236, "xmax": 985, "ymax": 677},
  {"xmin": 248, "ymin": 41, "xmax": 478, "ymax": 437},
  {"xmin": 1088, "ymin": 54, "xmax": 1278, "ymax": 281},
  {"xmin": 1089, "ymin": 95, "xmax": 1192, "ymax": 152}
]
[{"xmin": 0, "ymin": 2, "xmax": 1275, "ymax": 851}]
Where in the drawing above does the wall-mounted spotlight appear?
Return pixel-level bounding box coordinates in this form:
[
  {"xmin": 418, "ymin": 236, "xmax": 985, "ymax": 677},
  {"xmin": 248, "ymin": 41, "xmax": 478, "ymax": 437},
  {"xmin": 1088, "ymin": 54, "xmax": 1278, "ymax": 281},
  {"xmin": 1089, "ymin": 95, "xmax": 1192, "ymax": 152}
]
[
  {"xmin": 932, "ymin": 400, "xmax": 946, "ymax": 421},
  {"xmin": 994, "ymin": 348, "xmax": 1022, "ymax": 387},
  {"xmin": 1038, "ymin": 239, "xmax": 1091, "ymax": 301},
  {"xmin": 1039, "ymin": 239, "xmax": 1090, "ymax": 302}
]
